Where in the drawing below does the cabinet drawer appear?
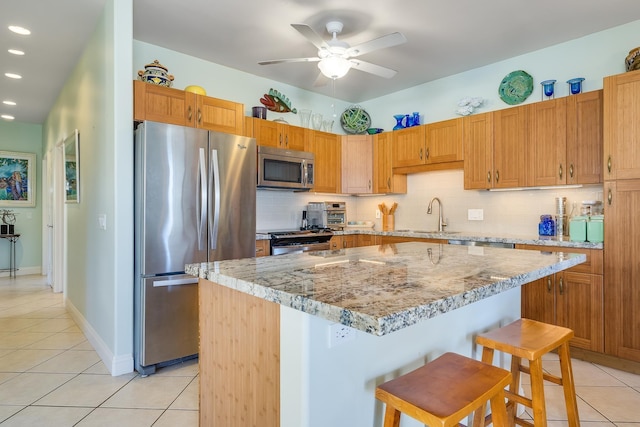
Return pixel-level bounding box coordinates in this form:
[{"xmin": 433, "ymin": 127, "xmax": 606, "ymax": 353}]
[{"xmin": 515, "ymin": 244, "xmax": 602, "ymax": 275}]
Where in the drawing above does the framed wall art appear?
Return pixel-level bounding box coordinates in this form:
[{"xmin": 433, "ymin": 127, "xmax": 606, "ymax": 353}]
[
  {"xmin": 64, "ymin": 130, "xmax": 79, "ymax": 203},
  {"xmin": 0, "ymin": 151, "xmax": 36, "ymax": 207}
]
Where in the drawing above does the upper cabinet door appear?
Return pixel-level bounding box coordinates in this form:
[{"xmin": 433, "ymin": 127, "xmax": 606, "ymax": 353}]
[
  {"xmin": 567, "ymin": 90, "xmax": 603, "ymax": 185},
  {"xmin": 604, "ymin": 69, "xmax": 640, "ymax": 181},
  {"xmin": 463, "ymin": 112, "xmax": 494, "ymax": 190},
  {"xmin": 341, "ymin": 135, "xmax": 373, "ymax": 194},
  {"xmin": 133, "ymin": 80, "xmax": 195, "ymax": 127},
  {"xmin": 392, "ymin": 126, "xmax": 425, "ymax": 168},
  {"xmin": 528, "ymin": 98, "xmax": 567, "ymax": 187},
  {"xmin": 195, "ymin": 96, "xmax": 244, "ymax": 135},
  {"xmin": 424, "ymin": 118, "xmax": 463, "ymax": 165},
  {"xmin": 493, "ymin": 105, "xmax": 528, "ymax": 188}
]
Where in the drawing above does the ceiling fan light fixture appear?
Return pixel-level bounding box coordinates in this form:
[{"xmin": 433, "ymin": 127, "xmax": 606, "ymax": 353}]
[{"xmin": 318, "ymin": 56, "xmax": 351, "ymax": 79}]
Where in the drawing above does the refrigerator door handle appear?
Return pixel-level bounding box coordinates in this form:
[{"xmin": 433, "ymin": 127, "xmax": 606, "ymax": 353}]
[
  {"xmin": 197, "ymin": 148, "xmax": 207, "ymax": 250},
  {"xmin": 153, "ymin": 277, "xmax": 199, "ymax": 287},
  {"xmin": 209, "ymin": 149, "xmax": 221, "ymax": 250}
]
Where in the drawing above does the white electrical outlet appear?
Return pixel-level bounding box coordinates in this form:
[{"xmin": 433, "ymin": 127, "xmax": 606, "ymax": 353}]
[
  {"xmin": 328, "ymin": 323, "xmax": 356, "ymax": 347},
  {"xmin": 375, "ymin": 209, "xmax": 381, "ymax": 219},
  {"xmin": 468, "ymin": 209, "xmax": 484, "ymax": 221}
]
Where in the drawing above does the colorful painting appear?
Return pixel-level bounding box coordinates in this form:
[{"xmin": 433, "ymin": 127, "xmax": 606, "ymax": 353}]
[{"xmin": 0, "ymin": 151, "xmax": 35, "ymax": 207}]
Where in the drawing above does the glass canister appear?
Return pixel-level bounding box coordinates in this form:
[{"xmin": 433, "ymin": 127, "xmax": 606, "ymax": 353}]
[
  {"xmin": 586, "ymin": 215, "xmax": 604, "ymax": 243},
  {"xmin": 569, "ymin": 215, "xmax": 588, "ymax": 242},
  {"xmin": 538, "ymin": 215, "xmax": 556, "ymax": 236}
]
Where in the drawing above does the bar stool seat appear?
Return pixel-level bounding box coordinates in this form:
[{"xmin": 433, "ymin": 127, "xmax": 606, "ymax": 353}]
[
  {"xmin": 473, "ymin": 318, "xmax": 580, "ymax": 427},
  {"xmin": 375, "ymin": 352, "xmax": 511, "ymax": 427}
]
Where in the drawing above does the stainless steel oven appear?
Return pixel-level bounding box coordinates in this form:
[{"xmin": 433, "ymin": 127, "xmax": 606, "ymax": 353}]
[
  {"xmin": 269, "ymin": 229, "xmax": 333, "ymax": 255},
  {"xmin": 307, "ymin": 201, "xmax": 346, "ymax": 230}
]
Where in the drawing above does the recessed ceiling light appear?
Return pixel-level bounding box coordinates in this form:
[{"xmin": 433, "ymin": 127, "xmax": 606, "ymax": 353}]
[
  {"xmin": 4, "ymin": 73, "xmax": 22, "ymax": 79},
  {"xmin": 8, "ymin": 26, "xmax": 31, "ymax": 35},
  {"xmin": 8, "ymin": 49, "xmax": 25, "ymax": 56},
  {"xmin": 1, "ymin": 114, "xmax": 15, "ymax": 121},
  {"xmin": 3, "ymin": 101, "xmax": 17, "ymax": 106}
]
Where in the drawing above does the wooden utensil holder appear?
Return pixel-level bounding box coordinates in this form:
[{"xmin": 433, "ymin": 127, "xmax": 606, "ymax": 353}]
[{"xmin": 382, "ymin": 214, "xmax": 395, "ymax": 231}]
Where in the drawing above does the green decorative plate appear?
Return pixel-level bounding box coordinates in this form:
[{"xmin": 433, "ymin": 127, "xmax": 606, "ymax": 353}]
[
  {"xmin": 498, "ymin": 70, "xmax": 533, "ymax": 105},
  {"xmin": 341, "ymin": 106, "xmax": 371, "ymax": 134}
]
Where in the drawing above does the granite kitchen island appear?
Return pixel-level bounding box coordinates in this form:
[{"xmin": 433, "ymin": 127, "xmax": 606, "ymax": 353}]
[{"xmin": 186, "ymin": 242, "xmax": 586, "ymax": 427}]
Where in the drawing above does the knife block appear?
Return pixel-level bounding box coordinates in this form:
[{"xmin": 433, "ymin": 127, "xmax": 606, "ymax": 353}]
[{"xmin": 382, "ymin": 214, "xmax": 394, "ymax": 231}]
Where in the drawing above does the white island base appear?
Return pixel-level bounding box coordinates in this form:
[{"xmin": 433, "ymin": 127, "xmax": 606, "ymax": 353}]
[{"xmin": 199, "ymin": 278, "xmax": 520, "ymax": 427}]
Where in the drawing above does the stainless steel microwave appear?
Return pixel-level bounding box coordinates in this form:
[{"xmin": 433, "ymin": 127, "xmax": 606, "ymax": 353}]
[{"xmin": 257, "ymin": 146, "xmax": 314, "ymax": 191}]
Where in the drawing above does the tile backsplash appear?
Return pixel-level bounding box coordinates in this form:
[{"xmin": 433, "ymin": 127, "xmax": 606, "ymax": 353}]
[{"xmin": 257, "ymin": 169, "xmax": 604, "ymax": 236}]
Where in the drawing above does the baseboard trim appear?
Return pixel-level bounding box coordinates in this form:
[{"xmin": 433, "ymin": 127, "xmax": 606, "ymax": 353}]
[
  {"xmin": 570, "ymin": 346, "xmax": 640, "ymax": 375},
  {"xmin": 65, "ymin": 297, "xmax": 134, "ymax": 376}
]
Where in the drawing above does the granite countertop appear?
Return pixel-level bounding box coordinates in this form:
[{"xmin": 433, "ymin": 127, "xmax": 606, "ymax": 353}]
[
  {"xmin": 256, "ymin": 228, "xmax": 603, "ymax": 249},
  {"xmin": 187, "ymin": 242, "xmax": 586, "ymax": 336}
]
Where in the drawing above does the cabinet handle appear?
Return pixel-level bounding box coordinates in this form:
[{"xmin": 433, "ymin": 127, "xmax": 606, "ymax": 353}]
[
  {"xmin": 608, "ymin": 188, "xmax": 612, "ymax": 205},
  {"xmin": 559, "ymin": 276, "xmax": 564, "ymax": 295},
  {"xmin": 495, "ymin": 170, "xmax": 500, "ymax": 183},
  {"xmin": 487, "ymin": 171, "xmax": 491, "ymax": 184},
  {"xmin": 387, "ymin": 177, "xmax": 391, "ymax": 189},
  {"xmin": 569, "ymin": 163, "xmax": 574, "ymax": 178},
  {"xmin": 559, "ymin": 164, "xmax": 563, "ymax": 180},
  {"xmin": 547, "ymin": 277, "xmax": 552, "ymax": 293},
  {"xmin": 279, "ymin": 134, "xmax": 283, "ymax": 147},
  {"xmin": 285, "ymin": 134, "xmax": 289, "ymax": 147},
  {"xmin": 425, "ymin": 148, "xmax": 430, "ymax": 160},
  {"xmin": 368, "ymin": 179, "xmax": 371, "ymax": 190},
  {"xmin": 197, "ymin": 108, "xmax": 202, "ymax": 124},
  {"xmin": 419, "ymin": 148, "xmax": 423, "ymax": 160},
  {"xmin": 343, "ymin": 240, "xmax": 347, "ymax": 248},
  {"xmin": 607, "ymin": 155, "xmax": 612, "ymax": 174},
  {"xmin": 188, "ymin": 106, "xmax": 193, "ymax": 121}
]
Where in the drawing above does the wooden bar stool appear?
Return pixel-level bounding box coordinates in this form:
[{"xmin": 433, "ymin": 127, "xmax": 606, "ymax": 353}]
[
  {"xmin": 473, "ymin": 319, "xmax": 580, "ymax": 427},
  {"xmin": 375, "ymin": 352, "xmax": 511, "ymax": 427}
]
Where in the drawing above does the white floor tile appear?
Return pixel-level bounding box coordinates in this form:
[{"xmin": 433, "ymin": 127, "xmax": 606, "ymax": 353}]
[
  {"xmin": 74, "ymin": 408, "xmax": 163, "ymax": 427},
  {"xmin": 0, "ymin": 405, "xmax": 92, "ymax": 427}
]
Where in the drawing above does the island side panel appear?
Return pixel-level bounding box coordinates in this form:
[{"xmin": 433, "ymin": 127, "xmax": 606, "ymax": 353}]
[{"xmin": 199, "ymin": 278, "xmax": 280, "ymax": 427}]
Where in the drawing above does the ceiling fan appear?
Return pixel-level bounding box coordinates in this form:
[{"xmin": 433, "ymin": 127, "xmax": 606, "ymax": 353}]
[{"xmin": 258, "ymin": 21, "xmax": 407, "ymax": 82}]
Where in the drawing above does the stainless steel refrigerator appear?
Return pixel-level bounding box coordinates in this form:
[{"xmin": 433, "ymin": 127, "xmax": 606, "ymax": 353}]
[{"xmin": 134, "ymin": 120, "xmax": 256, "ymax": 375}]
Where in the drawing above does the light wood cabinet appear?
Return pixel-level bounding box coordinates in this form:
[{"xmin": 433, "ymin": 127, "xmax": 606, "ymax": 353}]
[
  {"xmin": 424, "ymin": 118, "xmax": 464, "ymax": 165},
  {"xmin": 493, "ymin": 105, "xmax": 528, "ymax": 188},
  {"xmin": 603, "ymin": 69, "xmax": 640, "ymax": 180},
  {"xmin": 528, "ymin": 98, "xmax": 567, "ymax": 186},
  {"xmin": 373, "ymin": 132, "xmax": 407, "ymax": 194},
  {"xmin": 306, "ymin": 130, "xmax": 341, "ymax": 193},
  {"xmin": 133, "ymin": 80, "xmax": 244, "ymax": 134},
  {"xmin": 463, "ymin": 112, "xmax": 494, "ymax": 189},
  {"xmin": 518, "ymin": 245, "xmax": 603, "ymax": 352},
  {"xmin": 248, "ymin": 117, "xmax": 306, "ymax": 151},
  {"xmin": 392, "ymin": 125, "xmax": 426, "ymax": 168},
  {"xmin": 329, "ymin": 235, "xmax": 357, "ymax": 249},
  {"xmin": 341, "ymin": 135, "xmax": 373, "ymax": 194},
  {"xmin": 255, "ymin": 240, "xmax": 270, "ymax": 257},
  {"xmin": 566, "ymin": 90, "xmax": 603, "ymax": 185},
  {"xmin": 464, "ymin": 107, "xmax": 527, "ymax": 190},
  {"xmin": 603, "ymin": 179, "xmax": 640, "ymax": 361},
  {"xmin": 357, "ymin": 234, "xmax": 380, "ymax": 247}
]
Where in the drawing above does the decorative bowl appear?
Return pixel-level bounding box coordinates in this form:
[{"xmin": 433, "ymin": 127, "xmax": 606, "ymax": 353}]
[
  {"xmin": 341, "ymin": 106, "xmax": 371, "ymax": 134},
  {"xmin": 138, "ymin": 60, "xmax": 174, "ymax": 87},
  {"xmin": 626, "ymin": 47, "xmax": 640, "ymax": 72},
  {"xmin": 184, "ymin": 85, "xmax": 206, "ymax": 95},
  {"xmin": 366, "ymin": 128, "xmax": 383, "ymax": 134}
]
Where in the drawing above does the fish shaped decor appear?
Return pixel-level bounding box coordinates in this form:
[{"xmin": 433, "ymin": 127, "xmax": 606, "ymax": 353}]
[{"xmin": 259, "ymin": 88, "xmax": 297, "ymax": 114}]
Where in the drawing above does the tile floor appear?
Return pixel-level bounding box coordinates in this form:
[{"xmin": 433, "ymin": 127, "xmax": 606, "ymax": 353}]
[
  {"xmin": 1, "ymin": 274, "xmax": 640, "ymax": 426},
  {"xmin": 0, "ymin": 275, "xmax": 198, "ymax": 427}
]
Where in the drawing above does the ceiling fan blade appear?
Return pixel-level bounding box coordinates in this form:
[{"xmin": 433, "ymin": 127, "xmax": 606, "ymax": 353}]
[
  {"xmin": 346, "ymin": 32, "xmax": 407, "ymax": 57},
  {"xmin": 258, "ymin": 57, "xmax": 321, "ymax": 65},
  {"xmin": 291, "ymin": 24, "xmax": 329, "ymax": 50},
  {"xmin": 349, "ymin": 60, "xmax": 397, "ymax": 79}
]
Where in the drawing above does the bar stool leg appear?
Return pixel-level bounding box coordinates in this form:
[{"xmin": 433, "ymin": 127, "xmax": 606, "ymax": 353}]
[
  {"xmin": 529, "ymin": 357, "xmax": 547, "ymax": 427},
  {"xmin": 489, "ymin": 388, "xmax": 509, "ymax": 426},
  {"xmin": 382, "ymin": 406, "xmax": 401, "ymax": 427},
  {"xmin": 558, "ymin": 342, "xmax": 580, "ymax": 427}
]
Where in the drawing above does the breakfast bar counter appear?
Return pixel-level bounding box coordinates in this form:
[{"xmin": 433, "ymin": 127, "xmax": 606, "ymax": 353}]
[{"xmin": 187, "ymin": 242, "xmax": 586, "ymax": 427}]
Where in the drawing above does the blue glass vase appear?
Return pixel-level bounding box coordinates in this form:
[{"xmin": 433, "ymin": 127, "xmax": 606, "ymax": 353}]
[
  {"xmin": 540, "ymin": 80, "xmax": 556, "ymax": 100},
  {"xmin": 393, "ymin": 114, "xmax": 405, "ymax": 130},
  {"xmin": 411, "ymin": 112, "xmax": 420, "ymax": 127},
  {"xmin": 567, "ymin": 77, "xmax": 585, "ymax": 95}
]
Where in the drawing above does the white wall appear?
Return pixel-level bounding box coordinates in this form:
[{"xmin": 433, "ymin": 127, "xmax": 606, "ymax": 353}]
[{"xmin": 42, "ymin": 0, "xmax": 133, "ymax": 375}]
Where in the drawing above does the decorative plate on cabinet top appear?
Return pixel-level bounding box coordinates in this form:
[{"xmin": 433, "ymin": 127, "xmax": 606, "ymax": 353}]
[
  {"xmin": 341, "ymin": 106, "xmax": 371, "ymax": 134},
  {"xmin": 498, "ymin": 70, "xmax": 533, "ymax": 105}
]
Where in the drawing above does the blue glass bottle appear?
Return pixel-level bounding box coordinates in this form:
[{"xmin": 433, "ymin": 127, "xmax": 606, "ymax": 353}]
[{"xmin": 411, "ymin": 112, "xmax": 420, "ymax": 127}]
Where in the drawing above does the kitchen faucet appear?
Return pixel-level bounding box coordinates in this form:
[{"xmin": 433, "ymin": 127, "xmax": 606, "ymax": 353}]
[{"xmin": 427, "ymin": 197, "xmax": 447, "ymax": 233}]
